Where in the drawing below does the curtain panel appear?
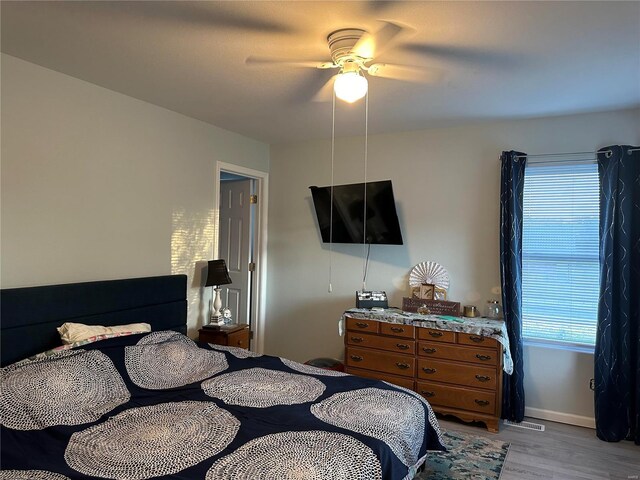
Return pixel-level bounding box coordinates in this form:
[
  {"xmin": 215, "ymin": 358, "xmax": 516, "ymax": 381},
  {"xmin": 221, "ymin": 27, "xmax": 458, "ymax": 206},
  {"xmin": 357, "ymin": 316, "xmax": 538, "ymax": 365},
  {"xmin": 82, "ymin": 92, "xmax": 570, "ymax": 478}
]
[
  {"xmin": 594, "ymin": 145, "xmax": 640, "ymax": 444},
  {"xmin": 499, "ymin": 150, "xmax": 527, "ymax": 422}
]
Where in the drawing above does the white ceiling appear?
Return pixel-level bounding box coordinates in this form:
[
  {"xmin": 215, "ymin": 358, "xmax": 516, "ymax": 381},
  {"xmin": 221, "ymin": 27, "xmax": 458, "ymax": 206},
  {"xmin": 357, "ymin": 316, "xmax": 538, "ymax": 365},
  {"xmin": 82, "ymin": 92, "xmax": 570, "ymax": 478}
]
[{"xmin": 2, "ymin": 1, "xmax": 639, "ymax": 144}]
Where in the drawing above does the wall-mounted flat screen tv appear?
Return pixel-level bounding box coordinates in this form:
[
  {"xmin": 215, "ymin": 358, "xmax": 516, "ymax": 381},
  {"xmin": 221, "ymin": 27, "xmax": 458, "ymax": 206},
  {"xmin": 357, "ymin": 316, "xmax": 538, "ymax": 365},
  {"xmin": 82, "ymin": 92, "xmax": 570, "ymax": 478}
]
[{"xmin": 309, "ymin": 180, "xmax": 403, "ymax": 245}]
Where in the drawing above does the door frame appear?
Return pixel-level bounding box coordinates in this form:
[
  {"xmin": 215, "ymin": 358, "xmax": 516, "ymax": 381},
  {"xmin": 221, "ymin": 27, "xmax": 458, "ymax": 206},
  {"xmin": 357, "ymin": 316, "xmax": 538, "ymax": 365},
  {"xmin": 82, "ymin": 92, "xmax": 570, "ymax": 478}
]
[{"xmin": 214, "ymin": 162, "xmax": 268, "ymax": 354}]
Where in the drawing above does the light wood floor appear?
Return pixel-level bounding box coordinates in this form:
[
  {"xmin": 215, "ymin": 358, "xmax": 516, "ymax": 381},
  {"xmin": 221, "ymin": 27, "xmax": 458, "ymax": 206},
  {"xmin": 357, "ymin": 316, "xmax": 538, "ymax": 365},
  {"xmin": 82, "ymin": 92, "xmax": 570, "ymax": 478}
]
[{"xmin": 437, "ymin": 416, "xmax": 639, "ymax": 480}]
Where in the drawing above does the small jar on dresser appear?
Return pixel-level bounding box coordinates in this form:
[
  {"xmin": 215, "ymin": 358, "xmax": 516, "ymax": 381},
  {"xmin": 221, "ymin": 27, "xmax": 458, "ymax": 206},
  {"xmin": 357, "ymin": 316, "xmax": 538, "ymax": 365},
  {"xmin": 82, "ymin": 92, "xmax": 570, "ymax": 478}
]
[{"xmin": 199, "ymin": 323, "xmax": 250, "ymax": 350}]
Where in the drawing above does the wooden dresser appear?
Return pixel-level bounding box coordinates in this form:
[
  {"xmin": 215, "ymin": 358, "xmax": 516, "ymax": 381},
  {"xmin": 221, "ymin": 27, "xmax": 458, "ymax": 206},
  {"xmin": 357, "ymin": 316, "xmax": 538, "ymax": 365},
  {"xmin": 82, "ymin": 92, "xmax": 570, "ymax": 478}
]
[{"xmin": 344, "ymin": 315, "xmax": 503, "ymax": 432}]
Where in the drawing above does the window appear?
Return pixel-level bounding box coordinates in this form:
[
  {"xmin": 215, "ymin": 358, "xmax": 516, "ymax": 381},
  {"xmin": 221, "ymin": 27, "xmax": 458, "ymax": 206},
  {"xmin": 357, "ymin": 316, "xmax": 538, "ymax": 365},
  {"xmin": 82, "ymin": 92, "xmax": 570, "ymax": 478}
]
[{"xmin": 521, "ymin": 161, "xmax": 600, "ymax": 347}]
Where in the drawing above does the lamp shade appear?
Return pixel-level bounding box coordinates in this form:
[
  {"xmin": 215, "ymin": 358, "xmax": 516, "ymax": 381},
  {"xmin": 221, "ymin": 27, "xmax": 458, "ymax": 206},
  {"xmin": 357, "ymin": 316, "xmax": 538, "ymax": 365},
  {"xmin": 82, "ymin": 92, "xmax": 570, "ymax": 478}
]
[{"xmin": 205, "ymin": 259, "xmax": 232, "ymax": 287}]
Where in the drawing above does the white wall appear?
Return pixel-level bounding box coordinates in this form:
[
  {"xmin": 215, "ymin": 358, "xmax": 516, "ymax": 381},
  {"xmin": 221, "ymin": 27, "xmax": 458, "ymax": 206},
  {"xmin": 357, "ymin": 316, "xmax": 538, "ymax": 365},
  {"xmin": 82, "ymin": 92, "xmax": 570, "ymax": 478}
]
[
  {"xmin": 0, "ymin": 54, "xmax": 269, "ymax": 336},
  {"xmin": 267, "ymin": 107, "xmax": 640, "ymax": 425}
]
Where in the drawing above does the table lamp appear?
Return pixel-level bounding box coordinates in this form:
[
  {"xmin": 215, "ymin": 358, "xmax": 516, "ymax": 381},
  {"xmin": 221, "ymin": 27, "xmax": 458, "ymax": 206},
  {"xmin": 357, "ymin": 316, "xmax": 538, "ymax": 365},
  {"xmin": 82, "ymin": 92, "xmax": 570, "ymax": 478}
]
[{"xmin": 205, "ymin": 259, "xmax": 232, "ymax": 326}]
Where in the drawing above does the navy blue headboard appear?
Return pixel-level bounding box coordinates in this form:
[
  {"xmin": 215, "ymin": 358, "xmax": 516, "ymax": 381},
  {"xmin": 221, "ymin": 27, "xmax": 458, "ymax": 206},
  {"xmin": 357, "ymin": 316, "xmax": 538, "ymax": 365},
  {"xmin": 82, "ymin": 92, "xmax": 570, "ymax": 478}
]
[{"xmin": 1, "ymin": 275, "xmax": 187, "ymax": 366}]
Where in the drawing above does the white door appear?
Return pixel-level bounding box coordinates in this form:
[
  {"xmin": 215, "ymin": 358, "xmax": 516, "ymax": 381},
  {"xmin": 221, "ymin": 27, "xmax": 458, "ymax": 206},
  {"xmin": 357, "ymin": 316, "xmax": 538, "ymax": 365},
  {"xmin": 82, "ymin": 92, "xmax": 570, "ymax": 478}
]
[{"xmin": 219, "ymin": 179, "xmax": 253, "ymax": 327}]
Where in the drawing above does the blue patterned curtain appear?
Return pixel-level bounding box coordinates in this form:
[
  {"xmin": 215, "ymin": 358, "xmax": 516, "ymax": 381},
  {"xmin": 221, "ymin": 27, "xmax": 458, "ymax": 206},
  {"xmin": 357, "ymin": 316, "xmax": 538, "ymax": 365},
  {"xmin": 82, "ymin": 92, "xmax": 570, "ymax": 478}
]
[
  {"xmin": 499, "ymin": 150, "xmax": 527, "ymax": 422},
  {"xmin": 594, "ymin": 145, "xmax": 640, "ymax": 444}
]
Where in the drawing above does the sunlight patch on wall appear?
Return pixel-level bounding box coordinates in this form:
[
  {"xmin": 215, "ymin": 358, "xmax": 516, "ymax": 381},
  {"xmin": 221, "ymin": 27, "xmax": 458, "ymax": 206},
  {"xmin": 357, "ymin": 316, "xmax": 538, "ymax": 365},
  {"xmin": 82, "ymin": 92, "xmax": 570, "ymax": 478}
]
[{"xmin": 171, "ymin": 207, "xmax": 217, "ymax": 335}]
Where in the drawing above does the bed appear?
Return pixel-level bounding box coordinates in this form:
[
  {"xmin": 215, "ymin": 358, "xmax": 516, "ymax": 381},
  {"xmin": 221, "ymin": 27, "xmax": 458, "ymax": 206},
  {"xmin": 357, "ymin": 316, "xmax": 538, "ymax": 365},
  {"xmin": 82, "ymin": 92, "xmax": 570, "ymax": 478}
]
[{"xmin": 1, "ymin": 274, "xmax": 444, "ymax": 480}]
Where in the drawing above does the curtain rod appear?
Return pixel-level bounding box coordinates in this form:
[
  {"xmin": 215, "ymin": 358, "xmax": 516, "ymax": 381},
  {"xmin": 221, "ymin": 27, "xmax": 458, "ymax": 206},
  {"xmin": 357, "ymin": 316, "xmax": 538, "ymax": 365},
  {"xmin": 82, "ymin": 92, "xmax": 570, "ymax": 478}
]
[{"xmin": 515, "ymin": 147, "xmax": 639, "ymax": 159}]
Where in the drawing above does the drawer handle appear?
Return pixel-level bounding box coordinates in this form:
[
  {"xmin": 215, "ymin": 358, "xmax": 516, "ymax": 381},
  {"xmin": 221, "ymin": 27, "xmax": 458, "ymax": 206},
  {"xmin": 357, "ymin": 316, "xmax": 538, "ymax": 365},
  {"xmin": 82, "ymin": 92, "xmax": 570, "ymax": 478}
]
[
  {"xmin": 350, "ymin": 355, "xmax": 363, "ymax": 362},
  {"xmin": 350, "ymin": 337, "xmax": 364, "ymax": 343},
  {"xmin": 476, "ymin": 354, "xmax": 492, "ymax": 361},
  {"xmin": 475, "ymin": 375, "xmax": 491, "ymax": 382},
  {"xmin": 395, "ymin": 362, "xmax": 410, "ymax": 370},
  {"xmin": 469, "ymin": 335, "xmax": 484, "ymax": 343},
  {"xmin": 422, "ymin": 347, "xmax": 437, "ymax": 354},
  {"xmin": 475, "ymin": 399, "xmax": 490, "ymax": 406},
  {"xmin": 422, "ymin": 367, "xmax": 437, "ymax": 374},
  {"xmin": 396, "ymin": 343, "xmax": 410, "ymax": 350},
  {"xmin": 420, "ymin": 390, "xmax": 435, "ymax": 398},
  {"xmin": 355, "ymin": 322, "xmax": 369, "ymax": 328},
  {"xmin": 428, "ymin": 331, "xmax": 443, "ymax": 338},
  {"xmin": 390, "ymin": 326, "xmax": 405, "ymax": 333}
]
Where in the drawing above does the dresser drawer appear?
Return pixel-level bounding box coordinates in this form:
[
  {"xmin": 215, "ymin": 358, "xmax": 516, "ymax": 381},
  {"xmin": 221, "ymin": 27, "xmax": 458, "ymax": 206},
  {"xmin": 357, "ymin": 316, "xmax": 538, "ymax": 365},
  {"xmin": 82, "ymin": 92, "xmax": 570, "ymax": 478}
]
[
  {"xmin": 346, "ymin": 317, "xmax": 380, "ymax": 334},
  {"xmin": 416, "ymin": 381, "xmax": 497, "ymax": 415},
  {"xmin": 418, "ymin": 341, "xmax": 498, "ymax": 366},
  {"xmin": 346, "ymin": 367, "xmax": 415, "ymax": 390},
  {"xmin": 380, "ymin": 323, "xmax": 415, "ymax": 339},
  {"xmin": 417, "ymin": 358, "xmax": 497, "ymax": 390},
  {"xmin": 458, "ymin": 333, "xmax": 498, "ymax": 349},
  {"xmin": 417, "ymin": 328, "xmax": 456, "ymax": 343},
  {"xmin": 346, "ymin": 347, "xmax": 415, "ymax": 378},
  {"xmin": 228, "ymin": 330, "xmax": 249, "ymax": 349},
  {"xmin": 347, "ymin": 333, "xmax": 415, "ymax": 354}
]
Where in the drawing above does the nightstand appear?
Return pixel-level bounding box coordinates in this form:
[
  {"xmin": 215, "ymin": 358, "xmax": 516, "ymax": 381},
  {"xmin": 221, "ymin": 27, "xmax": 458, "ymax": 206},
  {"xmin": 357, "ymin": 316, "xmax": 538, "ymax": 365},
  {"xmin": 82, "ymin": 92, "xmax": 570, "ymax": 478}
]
[{"xmin": 199, "ymin": 323, "xmax": 250, "ymax": 349}]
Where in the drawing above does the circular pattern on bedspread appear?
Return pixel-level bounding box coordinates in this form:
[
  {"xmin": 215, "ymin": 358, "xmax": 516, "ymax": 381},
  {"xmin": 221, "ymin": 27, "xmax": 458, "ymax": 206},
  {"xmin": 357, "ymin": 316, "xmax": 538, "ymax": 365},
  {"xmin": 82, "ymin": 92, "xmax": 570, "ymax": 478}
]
[
  {"xmin": 201, "ymin": 367, "xmax": 325, "ymax": 407},
  {"xmin": 280, "ymin": 357, "xmax": 349, "ymax": 377},
  {"xmin": 208, "ymin": 343, "xmax": 262, "ymax": 358},
  {"xmin": 205, "ymin": 430, "xmax": 382, "ymax": 480},
  {"xmin": 382, "ymin": 381, "xmax": 445, "ymax": 446},
  {"xmin": 1, "ymin": 350, "xmax": 129, "ymax": 431},
  {"xmin": 65, "ymin": 401, "xmax": 239, "ymax": 480},
  {"xmin": 310, "ymin": 387, "xmax": 425, "ymax": 466},
  {"xmin": 0, "ymin": 470, "xmax": 70, "ymax": 480},
  {"xmin": 125, "ymin": 331, "xmax": 228, "ymax": 389}
]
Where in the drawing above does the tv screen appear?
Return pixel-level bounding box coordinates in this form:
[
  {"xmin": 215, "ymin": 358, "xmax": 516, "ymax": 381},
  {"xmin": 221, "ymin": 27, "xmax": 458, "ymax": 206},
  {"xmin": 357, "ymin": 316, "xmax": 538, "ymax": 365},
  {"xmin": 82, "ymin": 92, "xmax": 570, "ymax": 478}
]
[{"xmin": 309, "ymin": 180, "xmax": 403, "ymax": 245}]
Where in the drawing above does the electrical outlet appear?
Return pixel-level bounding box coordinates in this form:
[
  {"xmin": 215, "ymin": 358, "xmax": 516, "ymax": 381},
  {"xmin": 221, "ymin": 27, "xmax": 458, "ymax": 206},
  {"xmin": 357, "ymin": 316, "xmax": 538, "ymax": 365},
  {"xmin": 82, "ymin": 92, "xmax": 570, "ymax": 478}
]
[{"xmin": 589, "ymin": 378, "xmax": 595, "ymax": 391}]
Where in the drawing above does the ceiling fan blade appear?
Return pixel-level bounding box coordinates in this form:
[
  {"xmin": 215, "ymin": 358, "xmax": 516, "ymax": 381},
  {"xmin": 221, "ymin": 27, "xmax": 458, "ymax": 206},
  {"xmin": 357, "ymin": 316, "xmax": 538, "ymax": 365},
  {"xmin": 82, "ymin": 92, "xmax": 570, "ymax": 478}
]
[
  {"xmin": 352, "ymin": 21, "xmax": 408, "ymax": 59},
  {"xmin": 367, "ymin": 63, "xmax": 444, "ymax": 83},
  {"xmin": 364, "ymin": 1, "xmax": 396, "ymax": 13},
  {"xmin": 89, "ymin": 2, "xmax": 296, "ymax": 34},
  {"xmin": 399, "ymin": 44, "xmax": 520, "ymax": 68},
  {"xmin": 245, "ymin": 56, "xmax": 337, "ymax": 69},
  {"xmin": 312, "ymin": 75, "xmax": 338, "ymax": 103}
]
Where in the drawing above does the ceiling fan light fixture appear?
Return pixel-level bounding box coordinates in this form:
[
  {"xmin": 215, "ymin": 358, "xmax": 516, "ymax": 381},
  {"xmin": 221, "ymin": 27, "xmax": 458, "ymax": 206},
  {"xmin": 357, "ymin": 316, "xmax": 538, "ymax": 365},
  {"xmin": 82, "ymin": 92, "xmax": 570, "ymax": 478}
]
[{"xmin": 334, "ymin": 71, "xmax": 368, "ymax": 103}]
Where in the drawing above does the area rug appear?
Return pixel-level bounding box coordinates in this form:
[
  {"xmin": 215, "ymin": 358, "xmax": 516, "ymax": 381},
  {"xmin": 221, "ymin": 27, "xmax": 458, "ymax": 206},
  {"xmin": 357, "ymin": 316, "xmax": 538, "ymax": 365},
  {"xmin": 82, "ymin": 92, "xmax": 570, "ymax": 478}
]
[{"xmin": 415, "ymin": 430, "xmax": 510, "ymax": 480}]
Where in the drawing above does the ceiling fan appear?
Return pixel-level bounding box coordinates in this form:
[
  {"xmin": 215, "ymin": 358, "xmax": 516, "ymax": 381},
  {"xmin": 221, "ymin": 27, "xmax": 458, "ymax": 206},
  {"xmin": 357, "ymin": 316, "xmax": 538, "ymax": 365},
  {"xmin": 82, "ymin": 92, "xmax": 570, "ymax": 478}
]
[{"xmin": 246, "ymin": 22, "xmax": 443, "ymax": 103}]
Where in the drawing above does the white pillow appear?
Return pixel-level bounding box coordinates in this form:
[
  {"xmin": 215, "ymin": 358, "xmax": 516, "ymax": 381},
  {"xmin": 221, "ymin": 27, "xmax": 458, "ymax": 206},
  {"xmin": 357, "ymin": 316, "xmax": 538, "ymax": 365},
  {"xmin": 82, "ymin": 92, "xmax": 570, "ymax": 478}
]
[{"xmin": 57, "ymin": 322, "xmax": 151, "ymax": 345}]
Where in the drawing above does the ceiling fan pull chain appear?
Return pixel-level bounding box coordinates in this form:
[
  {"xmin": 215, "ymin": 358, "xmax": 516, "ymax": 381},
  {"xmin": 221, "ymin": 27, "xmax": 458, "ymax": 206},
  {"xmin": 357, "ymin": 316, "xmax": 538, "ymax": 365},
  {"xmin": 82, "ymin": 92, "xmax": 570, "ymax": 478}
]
[
  {"xmin": 362, "ymin": 90, "xmax": 369, "ymax": 292},
  {"xmin": 328, "ymin": 90, "xmax": 336, "ymax": 294}
]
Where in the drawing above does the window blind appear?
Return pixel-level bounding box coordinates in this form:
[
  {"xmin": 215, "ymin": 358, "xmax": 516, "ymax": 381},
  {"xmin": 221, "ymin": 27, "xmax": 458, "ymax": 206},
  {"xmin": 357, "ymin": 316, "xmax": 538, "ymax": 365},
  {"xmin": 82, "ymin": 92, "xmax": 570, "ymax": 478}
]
[{"xmin": 521, "ymin": 161, "xmax": 600, "ymax": 346}]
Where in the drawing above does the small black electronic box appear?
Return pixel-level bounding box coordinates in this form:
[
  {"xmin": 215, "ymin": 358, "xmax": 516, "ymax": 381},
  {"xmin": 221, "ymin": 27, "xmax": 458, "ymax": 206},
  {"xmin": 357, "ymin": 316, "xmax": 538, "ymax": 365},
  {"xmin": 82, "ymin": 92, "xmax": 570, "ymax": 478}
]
[{"xmin": 355, "ymin": 291, "xmax": 388, "ymax": 309}]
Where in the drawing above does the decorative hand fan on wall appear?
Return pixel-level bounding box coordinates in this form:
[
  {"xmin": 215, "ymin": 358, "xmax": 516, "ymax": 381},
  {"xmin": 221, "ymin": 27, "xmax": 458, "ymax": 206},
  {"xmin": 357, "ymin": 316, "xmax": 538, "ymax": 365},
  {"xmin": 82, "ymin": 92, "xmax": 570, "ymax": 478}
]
[{"xmin": 409, "ymin": 261, "xmax": 449, "ymax": 300}]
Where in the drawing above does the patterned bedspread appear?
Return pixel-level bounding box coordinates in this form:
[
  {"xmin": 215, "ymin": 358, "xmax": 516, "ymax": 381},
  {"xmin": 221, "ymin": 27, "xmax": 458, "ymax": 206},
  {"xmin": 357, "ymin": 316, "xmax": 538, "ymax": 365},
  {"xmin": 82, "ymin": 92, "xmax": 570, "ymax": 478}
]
[{"xmin": 1, "ymin": 331, "xmax": 444, "ymax": 480}]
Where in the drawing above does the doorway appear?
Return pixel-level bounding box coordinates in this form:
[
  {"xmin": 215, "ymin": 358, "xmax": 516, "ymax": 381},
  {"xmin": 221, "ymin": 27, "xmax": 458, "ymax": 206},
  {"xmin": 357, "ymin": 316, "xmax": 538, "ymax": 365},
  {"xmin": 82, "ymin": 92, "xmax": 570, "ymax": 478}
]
[{"xmin": 214, "ymin": 163, "xmax": 268, "ymax": 354}]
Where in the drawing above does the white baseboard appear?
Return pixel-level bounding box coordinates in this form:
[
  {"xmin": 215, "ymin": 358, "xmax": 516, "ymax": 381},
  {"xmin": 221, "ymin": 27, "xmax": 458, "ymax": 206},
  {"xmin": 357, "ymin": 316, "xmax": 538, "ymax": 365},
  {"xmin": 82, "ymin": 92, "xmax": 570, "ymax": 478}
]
[{"xmin": 525, "ymin": 406, "xmax": 595, "ymax": 429}]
